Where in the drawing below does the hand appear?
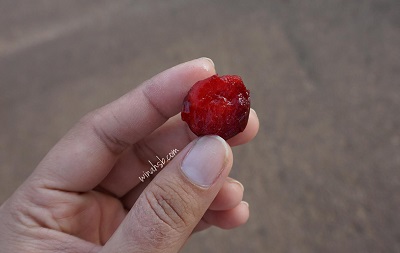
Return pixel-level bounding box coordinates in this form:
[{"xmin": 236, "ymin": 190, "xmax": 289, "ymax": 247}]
[{"xmin": 0, "ymin": 58, "xmax": 259, "ymax": 253}]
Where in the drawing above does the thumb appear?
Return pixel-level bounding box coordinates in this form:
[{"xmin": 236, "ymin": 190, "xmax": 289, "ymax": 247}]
[{"xmin": 101, "ymin": 135, "xmax": 232, "ymax": 253}]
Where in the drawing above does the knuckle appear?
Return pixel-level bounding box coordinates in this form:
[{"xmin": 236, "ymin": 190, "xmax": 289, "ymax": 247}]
[
  {"xmin": 144, "ymin": 181, "xmax": 196, "ymax": 234},
  {"xmin": 77, "ymin": 110, "xmax": 99, "ymax": 128},
  {"xmin": 79, "ymin": 110, "xmax": 130, "ymax": 155}
]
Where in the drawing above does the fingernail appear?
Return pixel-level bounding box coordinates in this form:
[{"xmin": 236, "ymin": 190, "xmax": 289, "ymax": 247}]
[
  {"xmin": 227, "ymin": 178, "xmax": 244, "ymax": 192},
  {"xmin": 250, "ymin": 108, "xmax": 257, "ymax": 117},
  {"xmin": 181, "ymin": 135, "xmax": 229, "ymax": 187},
  {"xmin": 241, "ymin": 201, "xmax": 249, "ymax": 208},
  {"xmin": 201, "ymin": 57, "xmax": 215, "ymax": 68}
]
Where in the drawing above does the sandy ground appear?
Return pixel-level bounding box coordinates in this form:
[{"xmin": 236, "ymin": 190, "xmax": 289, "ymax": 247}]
[{"xmin": 1, "ymin": 1, "xmax": 399, "ymax": 252}]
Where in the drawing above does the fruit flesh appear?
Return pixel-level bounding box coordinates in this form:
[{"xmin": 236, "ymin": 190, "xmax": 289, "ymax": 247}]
[{"xmin": 181, "ymin": 74, "xmax": 250, "ymax": 140}]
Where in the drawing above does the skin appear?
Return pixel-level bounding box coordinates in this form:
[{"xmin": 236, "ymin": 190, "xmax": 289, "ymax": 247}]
[{"xmin": 0, "ymin": 58, "xmax": 259, "ymax": 253}]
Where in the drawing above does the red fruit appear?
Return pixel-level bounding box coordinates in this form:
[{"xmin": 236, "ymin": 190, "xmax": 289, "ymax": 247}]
[{"xmin": 181, "ymin": 74, "xmax": 250, "ymax": 140}]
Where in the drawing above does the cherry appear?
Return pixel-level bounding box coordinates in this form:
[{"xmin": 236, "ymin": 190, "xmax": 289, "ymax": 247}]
[{"xmin": 181, "ymin": 74, "xmax": 250, "ymax": 140}]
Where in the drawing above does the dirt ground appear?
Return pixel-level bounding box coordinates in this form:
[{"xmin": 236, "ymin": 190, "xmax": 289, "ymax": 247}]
[{"xmin": 1, "ymin": 1, "xmax": 399, "ymax": 252}]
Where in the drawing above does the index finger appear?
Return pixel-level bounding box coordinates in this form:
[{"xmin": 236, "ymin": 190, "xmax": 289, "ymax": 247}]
[{"xmin": 32, "ymin": 58, "xmax": 216, "ymax": 192}]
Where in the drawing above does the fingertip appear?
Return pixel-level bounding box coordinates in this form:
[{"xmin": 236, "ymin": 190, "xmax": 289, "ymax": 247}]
[
  {"xmin": 189, "ymin": 57, "xmax": 216, "ymax": 76},
  {"xmin": 199, "ymin": 57, "xmax": 215, "ymax": 71},
  {"xmin": 229, "ymin": 201, "xmax": 250, "ymax": 228},
  {"xmin": 209, "ymin": 177, "xmax": 244, "ymax": 211},
  {"xmin": 141, "ymin": 57, "xmax": 216, "ymax": 118},
  {"xmin": 250, "ymin": 108, "xmax": 257, "ymax": 118},
  {"xmin": 227, "ymin": 177, "xmax": 244, "ymax": 193},
  {"xmin": 227, "ymin": 108, "xmax": 260, "ymax": 146},
  {"xmin": 202, "ymin": 201, "xmax": 250, "ymax": 230},
  {"xmin": 236, "ymin": 201, "xmax": 250, "ymax": 226}
]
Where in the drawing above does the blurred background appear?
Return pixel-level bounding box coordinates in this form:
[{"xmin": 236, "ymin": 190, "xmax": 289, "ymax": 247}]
[{"xmin": 1, "ymin": 0, "xmax": 399, "ymax": 252}]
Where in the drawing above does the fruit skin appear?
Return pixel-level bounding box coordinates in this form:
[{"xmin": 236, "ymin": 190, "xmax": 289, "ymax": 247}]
[{"xmin": 181, "ymin": 74, "xmax": 250, "ymax": 140}]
